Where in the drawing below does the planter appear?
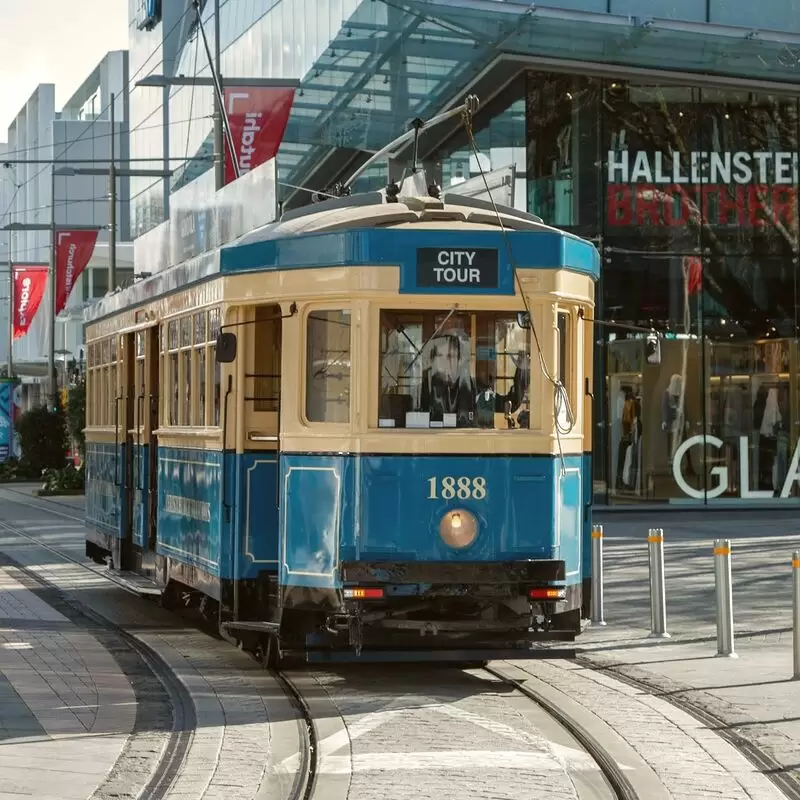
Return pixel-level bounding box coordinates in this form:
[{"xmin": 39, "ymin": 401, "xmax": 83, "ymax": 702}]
[{"xmin": 36, "ymin": 489, "xmax": 85, "ymax": 497}]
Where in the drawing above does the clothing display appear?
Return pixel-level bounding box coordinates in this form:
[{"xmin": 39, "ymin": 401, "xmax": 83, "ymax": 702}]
[
  {"xmin": 752, "ymin": 380, "xmax": 790, "ymax": 493},
  {"xmin": 613, "ymin": 384, "xmax": 643, "ymax": 494}
]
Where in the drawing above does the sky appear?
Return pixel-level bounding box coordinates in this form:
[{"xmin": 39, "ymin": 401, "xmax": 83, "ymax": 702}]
[{"xmin": 0, "ymin": 1, "xmax": 129, "ymax": 136}]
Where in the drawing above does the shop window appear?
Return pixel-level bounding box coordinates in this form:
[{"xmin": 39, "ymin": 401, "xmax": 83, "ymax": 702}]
[
  {"xmin": 378, "ymin": 310, "xmax": 530, "ymax": 430},
  {"xmin": 306, "ymin": 310, "xmax": 351, "ymax": 423}
]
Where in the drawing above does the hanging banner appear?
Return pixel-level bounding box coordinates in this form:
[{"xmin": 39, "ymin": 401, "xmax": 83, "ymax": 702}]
[
  {"xmin": 55, "ymin": 229, "xmax": 99, "ymax": 315},
  {"xmin": 13, "ymin": 266, "xmax": 48, "ymax": 340},
  {"xmin": 223, "ymin": 85, "xmax": 296, "ymax": 185}
]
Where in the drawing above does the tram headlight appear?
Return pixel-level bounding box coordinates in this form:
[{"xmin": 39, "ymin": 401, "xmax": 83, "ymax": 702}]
[{"xmin": 439, "ymin": 509, "xmax": 478, "ymax": 549}]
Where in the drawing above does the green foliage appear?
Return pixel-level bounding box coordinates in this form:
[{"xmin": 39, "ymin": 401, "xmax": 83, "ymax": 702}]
[
  {"xmin": 15, "ymin": 404, "xmax": 68, "ymax": 476},
  {"xmin": 0, "ymin": 456, "xmax": 37, "ymax": 482},
  {"xmin": 39, "ymin": 463, "xmax": 85, "ymax": 495},
  {"xmin": 67, "ymin": 378, "xmax": 86, "ymax": 456}
]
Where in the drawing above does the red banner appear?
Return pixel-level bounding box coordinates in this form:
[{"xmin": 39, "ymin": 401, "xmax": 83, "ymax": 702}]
[
  {"xmin": 223, "ymin": 86, "xmax": 296, "ymax": 185},
  {"xmin": 55, "ymin": 229, "xmax": 98, "ymax": 315},
  {"xmin": 13, "ymin": 266, "xmax": 48, "ymax": 340}
]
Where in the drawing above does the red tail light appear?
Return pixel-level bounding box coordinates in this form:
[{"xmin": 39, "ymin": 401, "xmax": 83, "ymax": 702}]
[
  {"xmin": 344, "ymin": 587, "xmax": 384, "ymax": 599},
  {"xmin": 529, "ymin": 587, "xmax": 566, "ymax": 600}
]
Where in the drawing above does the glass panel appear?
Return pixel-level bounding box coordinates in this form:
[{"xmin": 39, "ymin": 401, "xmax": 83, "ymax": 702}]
[
  {"xmin": 212, "ymin": 345, "xmax": 221, "ymax": 426},
  {"xmin": 168, "ymin": 320, "xmax": 179, "ymax": 350},
  {"xmin": 378, "ymin": 310, "xmax": 530, "ymax": 430},
  {"xmin": 101, "ymin": 339, "xmax": 109, "ymax": 365},
  {"xmin": 253, "ymin": 306, "xmax": 281, "ymax": 412},
  {"xmin": 526, "ymin": 72, "xmax": 601, "ymax": 240},
  {"xmin": 198, "ymin": 348, "xmax": 206, "ymax": 426},
  {"xmin": 181, "ymin": 317, "xmax": 192, "ymax": 348},
  {"xmin": 170, "ymin": 353, "xmax": 179, "ymax": 425},
  {"xmin": 136, "ymin": 331, "xmax": 145, "ymax": 357},
  {"xmin": 306, "ymin": 310, "xmax": 351, "ymax": 423},
  {"xmin": 183, "ymin": 351, "xmax": 192, "ymax": 425},
  {"xmin": 194, "ymin": 312, "xmax": 206, "ymax": 344},
  {"xmin": 209, "ymin": 307, "xmax": 221, "ymax": 339}
]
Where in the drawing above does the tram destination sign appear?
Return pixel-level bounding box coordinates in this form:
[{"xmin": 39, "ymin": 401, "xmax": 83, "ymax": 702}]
[{"xmin": 415, "ymin": 248, "xmax": 499, "ymax": 290}]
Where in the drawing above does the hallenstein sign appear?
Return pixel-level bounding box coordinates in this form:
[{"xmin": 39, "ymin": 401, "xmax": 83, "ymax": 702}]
[
  {"xmin": 607, "ymin": 150, "xmax": 799, "ymax": 227},
  {"xmin": 673, "ymin": 435, "xmax": 800, "ymax": 500}
]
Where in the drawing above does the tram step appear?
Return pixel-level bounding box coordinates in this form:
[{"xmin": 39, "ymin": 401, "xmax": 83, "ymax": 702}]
[{"xmin": 106, "ymin": 569, "xmax": 163, "ymax": 598}]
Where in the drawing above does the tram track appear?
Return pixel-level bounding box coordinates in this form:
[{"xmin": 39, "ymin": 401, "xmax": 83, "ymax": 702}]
[
  {"xmin": 0, "ymin": 518, "xmax": 195, "ymax": 800},
  {"xmin": 0, "ymin": 493, "xmax": 319, "ymax": 800},
  {"xmin": 484, "ymin": 663, "xmax": 639, "ymax": 800}
]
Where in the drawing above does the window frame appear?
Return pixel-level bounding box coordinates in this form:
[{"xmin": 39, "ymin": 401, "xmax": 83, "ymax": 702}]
[
  {"xmin": 375, "ymin": 306, "xmax": 533, "ymax": 432},
  {"xmin": 303, "ymin": 306, "xmax": 353, "ymax": 426}
]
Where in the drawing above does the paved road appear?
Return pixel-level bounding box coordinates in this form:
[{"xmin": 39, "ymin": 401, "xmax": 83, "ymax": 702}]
[{"xmin": 1, "ymin": 485, "xmax": 795, "ymax": 800}]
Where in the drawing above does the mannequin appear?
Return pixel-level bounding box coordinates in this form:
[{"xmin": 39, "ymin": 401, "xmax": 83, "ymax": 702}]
[{"xmin": 661, "ymin": 374, "xmax": 682, "ymax": 456}]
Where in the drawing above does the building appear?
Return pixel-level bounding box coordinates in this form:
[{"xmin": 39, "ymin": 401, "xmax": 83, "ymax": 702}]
[
  {"xmin": 128, "ymin": 0, "xmax": 800, "ymax": 506},
  {"xmin": 3, "ymin": 51, "xmax": 134, "ymax": 404}
]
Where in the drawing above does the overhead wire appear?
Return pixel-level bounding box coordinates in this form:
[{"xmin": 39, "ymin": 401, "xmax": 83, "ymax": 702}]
[
  {"xmin": 5, "ymin": 2, "xmax": 198, "ymax": 199},
  {"xmin": 459, "ymin": 106, "xmax": 577, "ymax": 471}
]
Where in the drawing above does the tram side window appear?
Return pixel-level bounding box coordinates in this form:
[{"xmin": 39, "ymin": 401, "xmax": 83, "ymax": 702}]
[
  {"xmin": 306, "ymin": 310, "xmax": 351, "ymax": 423},
  {"xmin": 378, "ymin": 310, "xmax": 531, "ymax": 430},
  {"xmin": 556, "ymin": 311, "xmax": 572, "ymax": 429},
  {"xmin": 210, "ymin": 308, "xmax": 221, "ymax": 426},
  {"xmin": 168, "ymin": 320, "xmax": 179, "ymax": 425}
]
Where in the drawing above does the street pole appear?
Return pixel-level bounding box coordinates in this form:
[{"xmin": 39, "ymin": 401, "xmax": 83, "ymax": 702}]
[
  {"xmin": 213, "ymin": 0, "xmax": 224, "ymax": 190},
  {"xmin": 7, "ymin": 238, "xmax": 12, "ymax": 380},
  {"xmin": 109, "ymin": 91, "xmax": 117, "ymax": 290},
  {"xmin": 49, "ymin": 165, "xmax": 56, "ymax": 405}
]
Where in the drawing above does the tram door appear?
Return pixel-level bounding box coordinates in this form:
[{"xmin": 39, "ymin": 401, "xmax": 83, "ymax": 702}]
[
  {"xmin": 146, "ymin": 326, "xmax": 160, "ymax": 561},
  {"xmin": 117, "ymin": 331, "xmax": 136, "ymax": 572}
]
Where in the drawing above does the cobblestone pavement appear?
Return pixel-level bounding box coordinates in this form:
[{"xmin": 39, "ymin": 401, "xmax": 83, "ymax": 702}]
[
  {"xmin": 566, "ymin": 509, "xmax": 800, "ymax": 797},
  {"xmin": 5, "ymin": 486, "xmax": 797, "ymax": 800},
  {"xmin": 0, "ymin": 487, "xmax": 298, "ymax": 800}
]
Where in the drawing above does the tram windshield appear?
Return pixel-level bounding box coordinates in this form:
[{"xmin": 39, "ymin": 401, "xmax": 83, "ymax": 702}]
[{"xmin": 379, "ymin": 309, "xmax": 531, "ymax": 430}]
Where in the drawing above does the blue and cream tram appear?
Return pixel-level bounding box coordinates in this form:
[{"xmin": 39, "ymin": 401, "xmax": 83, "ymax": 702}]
[{"xmin": 84, "ymin": 163, "xmax": 599, "ymax": 663}]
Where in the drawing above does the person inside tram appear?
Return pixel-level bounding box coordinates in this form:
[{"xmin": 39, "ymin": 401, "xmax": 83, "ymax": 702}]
[
  {"xmin": 505, "ymin": 351, "xmax": 530, "ymax": 428},
  {"xmin": 421, "ymin": 334, "xmax": 477, "ymax": 427}
]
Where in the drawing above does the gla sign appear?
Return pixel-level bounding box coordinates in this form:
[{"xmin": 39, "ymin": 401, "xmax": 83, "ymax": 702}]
[{"xmin": 673, "ymin": 435, "xmax": 800, "ymax": 499}]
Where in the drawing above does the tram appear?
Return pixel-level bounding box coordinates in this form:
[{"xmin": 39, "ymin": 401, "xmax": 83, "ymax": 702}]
[{"xmin": 83, "ymin": 104, "xmax": 599, "ymax": 664}]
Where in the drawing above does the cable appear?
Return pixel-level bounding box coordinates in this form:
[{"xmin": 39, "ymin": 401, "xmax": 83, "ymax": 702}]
[
  {"xmin": 8, "ymin": 3, "xmax": 197, "ymax": 199},
  {"xmin": 184, "ymin": 33, "xmax": 201, "ymax": 167},
  {"xmin": 459, "ymin": 108, "xmax": 576, "ymax": 472}
]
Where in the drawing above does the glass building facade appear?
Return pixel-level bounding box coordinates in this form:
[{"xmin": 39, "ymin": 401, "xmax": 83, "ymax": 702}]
[{"xmin": 128, "ymin": 0, "xmax": 800, "ymax": 505}]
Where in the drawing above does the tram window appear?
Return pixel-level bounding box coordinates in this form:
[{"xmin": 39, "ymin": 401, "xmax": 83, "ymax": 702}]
[
  {"xmin": 557, "ymin": 312, "xmax": 569, "ymax": 394},
  {"xmin": 378, "ymin": 310, "xmax": 530, "ymax": 430},
  {"xmin": 306, "ymin": 310, "xmax": 351, "ymax": 423},
  {"xmin": 212, "ymin": 346, "xmax": 221, "ymax": 426},
  {"xmin": 254, "ymin": 306, "xmax": 281, "ymax": 413},
  {"xmin": 198, "ymin": 348, "xmax": 206, "ymax": 425}
]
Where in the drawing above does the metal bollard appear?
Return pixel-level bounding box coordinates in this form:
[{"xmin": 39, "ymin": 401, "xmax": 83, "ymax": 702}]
[
  {"xmin": 714, "ymin": 539, "xmax": 737, "ymax": 658},
  {"xmin": 793, "ymin": 551, "xmax": 800, "ymax": 680},
  {"xmin": 591, "ymin": 524, "xmax": 606, "ymax": 626},
  {"xmin": 648, "ymin": 528, "xmax": 670, "ymax": 638}
]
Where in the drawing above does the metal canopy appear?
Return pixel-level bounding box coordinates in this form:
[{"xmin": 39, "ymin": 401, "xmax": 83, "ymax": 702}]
[{"xmin": 178, "ymin": 0, "xmax": 800, "ymax": 202}]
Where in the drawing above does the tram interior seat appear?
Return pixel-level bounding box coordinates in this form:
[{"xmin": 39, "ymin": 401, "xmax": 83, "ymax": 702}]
[{"xmin": 379, "ymin": 393, "xmax": 413, "ymax": 427}]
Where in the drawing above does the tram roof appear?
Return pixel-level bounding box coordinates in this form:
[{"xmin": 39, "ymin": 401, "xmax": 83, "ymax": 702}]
[{"xmin": 84, "ymin": 193, "xmax": 599, "ymax": 324}]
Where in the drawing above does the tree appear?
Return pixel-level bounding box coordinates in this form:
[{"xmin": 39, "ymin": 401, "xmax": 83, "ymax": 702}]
[
  {"xmin": 15, "ymin": 405, "xmax": 68, "ymax": 475},
  {"xmin": 67, "ymin": 378, "xmax": 86, "ymax": 457}
]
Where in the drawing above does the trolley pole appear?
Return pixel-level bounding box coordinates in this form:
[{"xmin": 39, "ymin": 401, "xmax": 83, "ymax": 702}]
[
  {"xmin": 793, "ymin": 551, "xmax": 800, "ymax": 679},
  {"xmin": 648, "ymin": 528, "xmax": 670, "ymax": 638},
  {"xmin": 714, "ymin": 539, "xmax": 737, "ymax": 657},
  {"xmin": 591, "ymin": 524, "xmax": 606, "ymax": 625}
]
